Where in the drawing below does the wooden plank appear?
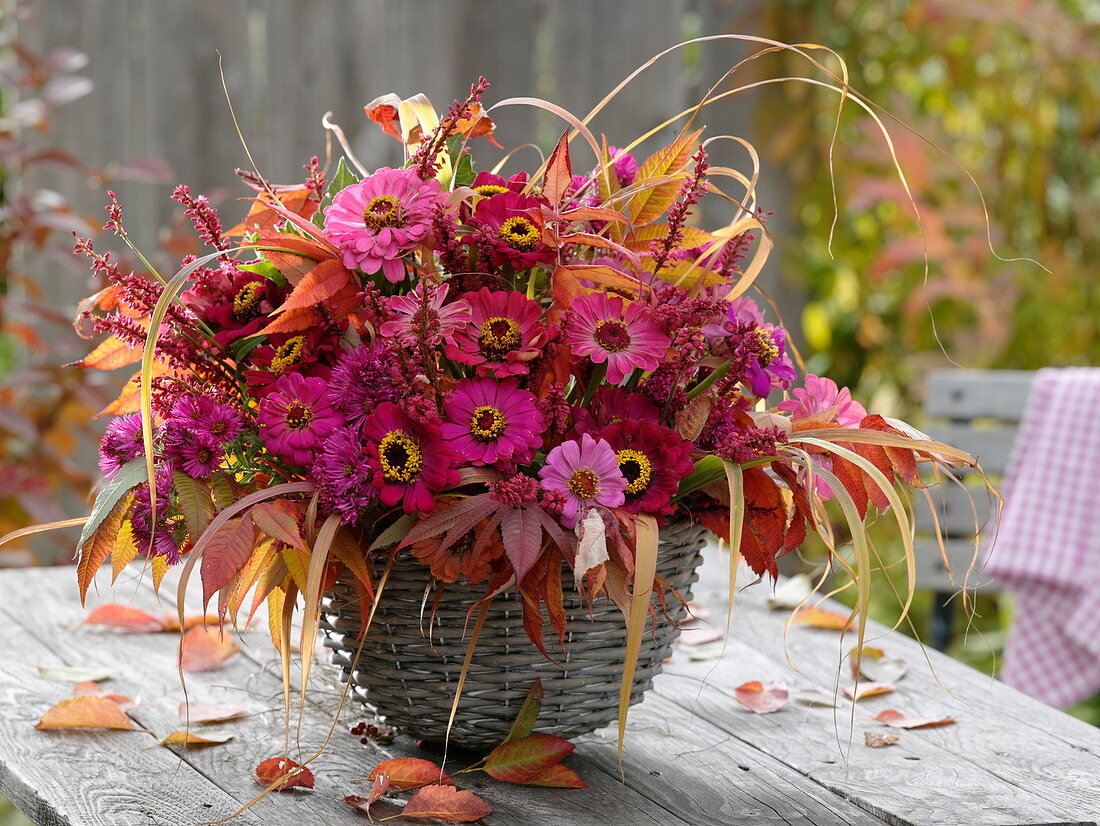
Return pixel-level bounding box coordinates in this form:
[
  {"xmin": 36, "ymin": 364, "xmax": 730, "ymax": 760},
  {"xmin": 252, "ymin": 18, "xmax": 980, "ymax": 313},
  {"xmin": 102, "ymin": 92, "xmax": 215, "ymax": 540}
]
[
  {"xmin": 656, "ymin": 552, "xmax": 1100, "ymax": 825},
  {"xmin": 912, "ymin": 537, "xmax": 997, "ymax": 593},
  {"xmin": 924, "ymin": 370, "xmax": 1034, "ymax": 421},
  {"xmin": 922, "ymin": 423, "xmax": 1017, "ymax": 475}
]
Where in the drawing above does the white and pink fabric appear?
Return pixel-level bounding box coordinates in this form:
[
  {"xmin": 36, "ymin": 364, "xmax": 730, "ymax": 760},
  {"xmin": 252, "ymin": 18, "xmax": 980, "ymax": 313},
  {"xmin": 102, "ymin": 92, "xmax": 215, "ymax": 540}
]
[{"xmin": 985, "ymin": 367, "xmax": 1100, "ymax": 707}]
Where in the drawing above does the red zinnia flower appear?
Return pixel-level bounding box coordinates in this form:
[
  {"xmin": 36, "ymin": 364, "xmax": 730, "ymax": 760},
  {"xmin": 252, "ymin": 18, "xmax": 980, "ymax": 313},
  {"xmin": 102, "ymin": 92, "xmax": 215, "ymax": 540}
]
[
  {"xmin": 468, "ymin": 191, "xmax": 555, "ymax": 270},
  {"xmin": 445, "ymin": 288, "xmax": 548, "ymax": 377},
  {"xmin": 363, "ymin": 403, "xmax": 459, "ymax": 514},
  {"xmin": 594, "ymin": 419, "xmax": 695, "ymax": 515}
]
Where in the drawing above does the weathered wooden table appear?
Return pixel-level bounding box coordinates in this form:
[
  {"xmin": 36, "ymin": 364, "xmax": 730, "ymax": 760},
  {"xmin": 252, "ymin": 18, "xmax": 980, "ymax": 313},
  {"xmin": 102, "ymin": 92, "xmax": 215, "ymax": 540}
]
[{"xmin": 2, "ymin": 552, "xmax": 1099, "ymax": 826}]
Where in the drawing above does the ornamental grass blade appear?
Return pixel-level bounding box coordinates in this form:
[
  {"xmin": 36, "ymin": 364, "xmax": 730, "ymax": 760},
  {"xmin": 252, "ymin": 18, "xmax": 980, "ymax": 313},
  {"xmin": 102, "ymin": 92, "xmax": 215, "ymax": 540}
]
[
  {"xmin": 617, "ymin": 513, "xmax": 659, "ymax": 758},
  {"xmin": 299, "ymin": 513, "xmax": 339, "ymax": 709}
]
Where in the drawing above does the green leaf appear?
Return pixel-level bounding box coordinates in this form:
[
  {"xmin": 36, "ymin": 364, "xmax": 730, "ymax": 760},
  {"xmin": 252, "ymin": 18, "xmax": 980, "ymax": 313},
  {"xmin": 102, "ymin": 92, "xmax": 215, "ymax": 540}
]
[
  {"xmin": 504, "ymin": 679, "xmax": 544, "ymax": 743},
  {"xmin": 37, "ymin": 666, "xmax": 116, "ymax": 683},
  {"xmin": 236, "ymin": 259, "xmax": 284, "ymax": 282},
  {"xmin": 447, "ymin": 135, "xmax": 476, "ymax": 188},
  {"xmin": 229, "ymin": 333, "xmax": 265, "ymax": 363},
  {"xmin": 77, "ymin": 458, "xmax": 148, "ymax": 554},
  {"xmin": 483, "ymin": 733, "xmax": 574, "ymax": 784},
  {"xmin": 172, "ymin": 472, "xmax": 214, "ymax": 540}
]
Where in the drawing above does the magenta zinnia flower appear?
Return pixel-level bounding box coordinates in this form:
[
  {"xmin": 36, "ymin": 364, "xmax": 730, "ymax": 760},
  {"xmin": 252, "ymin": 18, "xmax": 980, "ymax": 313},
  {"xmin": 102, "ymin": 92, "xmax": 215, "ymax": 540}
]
[
  {"xmin": 311, "ymin": 426, "xmax": 376, "ymax": 524},
  {"xmin": 468, "ymin": 191, "xmax": 555, "ymax": 270},
  {"xmin": 470, "ymin": 170, "xmax": 529, "ymax": 198},
  {"xmin": 442, "ymin": 378, "xmax": 544, "ymax": 466},
  {"xmin": 445, "ymin": 288, "xmax": 548, "ymax": 377},
  {"xmin": 363, "ymin": 403, "xmax": 459, "ymax": 513},
  {"xmin": 538, "ymin": 433, "xmax": 626, "ymax": 528},
  {"xmin": 777, "ymin": 374, "xmax": 867, "ymax": 427},
  {"xmin": 257, "ymin": 373, "xmax": 343, "ymax": 467},
  {"xmin": 323, "ymin": 168, "xmax": 446, "ymax": 283},
  {"xmin": 378, "ymin": 282, "xmax": 471, "ymax": 348},
  {"xmin": 595, "ymin": 420, "xmax": 695, "ymax": 516},
  {"xmin": 561, "ymin": 292, "xmax": 669, "ymax": 384},
  {"xmin": 572, "ymin": 387, "xmax": 661, "ymax": 435}
]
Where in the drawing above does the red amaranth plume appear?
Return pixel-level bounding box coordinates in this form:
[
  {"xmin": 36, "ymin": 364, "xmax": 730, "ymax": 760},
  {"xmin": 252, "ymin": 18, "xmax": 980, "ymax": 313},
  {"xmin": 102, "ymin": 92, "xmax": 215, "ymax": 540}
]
[
  {"xmin": 411, "ymin": 76, "xmax": 491, "ymax": 180},
  {"xmin": 172, "ymin": 185, "xmax": 230, "ymax": 250},
  {"xmin": 650, "ymin": 146, "xmax": 709, "ymax": 276}
]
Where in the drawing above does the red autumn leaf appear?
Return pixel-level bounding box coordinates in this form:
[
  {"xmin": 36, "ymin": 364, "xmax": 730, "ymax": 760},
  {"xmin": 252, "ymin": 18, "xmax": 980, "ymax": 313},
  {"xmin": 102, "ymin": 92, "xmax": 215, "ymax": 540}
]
[
  {"xmin": 844, "ymin": 682, "xmax": 895, "ymax": 702},
  {"xmin": 177, "ymin": 702, "xmax": 252, "ymax": 724},
  {"xmin": 499, "ymin": 506, "xmax": 544, "ymax": 586},
  {"xmin": 272, "ymin": 258, "xmax": 355, "ymax": 316},
  {"xmin": 255, "ymin": 757, "xmax": 315, "ymax": 791},
  {"xmin": 83, "ymin": 603, "xmax": 165, "ymax": 633},
  {"xmin": 522, "ymin": 763, "xmax": 587, "ymax": 788},
  {"xmin": 542, "ymin": 130, "xmax": 573, "ymax": 207},
  {"xmin": 180, "ymin": 626, "xmax": 239, "ymax": 672},
  {"xmin": 35, "ymin": 696, "xmax": 136, "ymax": 730},
  {"xmin": 344, "ymin": 774, "xmax": 391, "ymax": 814},
  {"xmin": 71, "ymin": 681, "xmax": 101, "ymax": 696},
  {"xmin": 875, "ymin": 709, "xmax": 957, "ymax": 729},
  {"xmin": 367, "ymin": 757, "xmax": 452, "ymax": 791},
  {"xmin": 794, "ymin": 606, "xmax": 855, "ymax": 631},
  {"xmin": 734, "ymin": 680, "xmax": 789, "ymax": 714},
  {"xmin": 364, "ymin": 93, "xmax": 403, "ymax": 140},
  {"xmin": 400, "ymin": 784, "xmax": 492, "ymax": 823},
  {"xmin": 199, "ymin": 514, "xmax": 256, "ymax": 610},
  {"xmin": 483, "ymin": 733, "xmax": 575, "ymax": 784}
]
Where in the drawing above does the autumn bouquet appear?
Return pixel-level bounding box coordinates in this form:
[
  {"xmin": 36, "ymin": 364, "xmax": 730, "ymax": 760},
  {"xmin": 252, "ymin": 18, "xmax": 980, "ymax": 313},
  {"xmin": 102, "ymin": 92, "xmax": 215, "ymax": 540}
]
[{"xmin": 14, "ymin": 66, "xmax": 974, "ymax": 757}]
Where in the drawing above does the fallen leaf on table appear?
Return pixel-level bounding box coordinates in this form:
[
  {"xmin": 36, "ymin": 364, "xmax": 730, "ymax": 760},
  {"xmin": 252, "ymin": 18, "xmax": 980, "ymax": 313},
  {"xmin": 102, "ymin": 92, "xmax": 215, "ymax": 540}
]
[
  {"xmin": 37, "ymin": 665, "xmax": 115, "ymax": 683},
  {"xmin": 794, "ymin": 606, "xmax": 855, "ymax": 631},
  {"xmin": 177, "ymin": 702, "xmax": 253, "ymax": 724},
  {"xmin": 345, "ymin": 775, "xmax": 391, "ymax": 815},
  {"xmin": 83, "ymin": 604, "xmax": 165, "ymax": 633},
  {"xmin": 180, "ymin": 626, "xmax": 239, "ymax": 672},
  {"xmin": 844, "ymin": 682, "xmax": 895, "ymax": 702},
  {"xmin": 678, "ymin": 626, "xmax": 724, "ymax": 646},
  {"xmin": 159, "ymin": 613, "xmax": 221, "ymax": 632},
  {"xmin": 71, "ymin": 681, "xmax": 101, "ymax": 696},
  {"xmin": 768, "ymin": 574, "xmax": 813, "ymax": 610},
  {"xmin": 688, "ymin": 645, "xmax": 726, "ymax": 662},
  {"xmin": 35, "ymin": 696, "xmax": 136, "ymax": 730},
  {"xmin": 523, "ymin": 763, "xmax": 587, "ymax": 788},
  {"xmin": 865, "ymin": 731, "xmax": 900, "ymax": 748},
  {"xmin": 734, "ymin": 680, "xmax": 789, "ymax": 714},
  {"xmin": 875, "ymin": 709, "xmax": 956, "ymax": 729},
  {"xmin": 483, "ymin": 733, "xmax": 575, "ymax": 784},
  {"xmin": 367, "ymin": 757, "xmax": 452, "ymax": 791},
  {"xmin": 255, "ymin": 757, "xmax": 314, "ymax": 791},
  {"xmin": 400, "ymin": 784, "xmax": 493, "ymax": 822},
  {"xmin": 790, "ymin": 688, "xmax": 839, "ymax": 708},
  {"xmin": 849, "ymin": 646, "xmax": 908, "ymax": 684},
  {"xmin": 158, "ymin": 728, "xmax": 234, "ymax": 747}
]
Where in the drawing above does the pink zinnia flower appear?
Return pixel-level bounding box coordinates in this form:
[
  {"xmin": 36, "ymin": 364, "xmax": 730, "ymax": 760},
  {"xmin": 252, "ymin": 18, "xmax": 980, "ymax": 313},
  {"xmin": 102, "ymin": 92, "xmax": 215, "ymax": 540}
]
[
  {"xmin": 468, "ymin": 190, "xmax": 555, "ymax": 270},
  {"xmin": 445, "ymin": 288, "xmax": 548, "ymax": 377},
  {"xmin": 538, "ymin": 433, "xmax": 626, "ymax": 528},
  {"xmin": 470, "ymin": 170, "xmax": 529, "ymax": 198},
  {"xmin": 378, "ymin": 282, "xmax": 471, "ymax": 348},
  {"xmin": 777, "ymin": 374, "xmax": 867, "ymax": 427},
  {"xmin": 363, "ymin": 403, "xmax": 459, "ymax": 513},
  {"xmin": 442, "ymin": 378, "xmax": 544, "ymax": 466},
  {"xmin": 323, "ymin": 167, "xmax": 446, "ymax": 283},
  {"xmin": 561, "ymin": 292, "xmax": 670, "ymax": 384},
  {"xmin": 595, "ymin": 420, "xmax": 695, "ymax": 516},
  {"xmin": 257, "ymin": 373, "xmax": 343, "ymax": 467}
]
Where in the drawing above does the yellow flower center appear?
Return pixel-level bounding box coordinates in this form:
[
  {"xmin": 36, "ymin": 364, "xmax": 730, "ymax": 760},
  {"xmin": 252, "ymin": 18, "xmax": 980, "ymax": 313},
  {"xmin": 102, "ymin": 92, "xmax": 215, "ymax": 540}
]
[
  {"xmin": 284, "ymin": 402, "xmax": 314, "ymax": 431},
  {"xmin": 499, "ymin": 216, "xmax": 540, "ymax": 251},
  {"xmin": 270, "ymin": 336, "xmax": 306, "ymax": 374},
  {"xmin": 232, "ymin": 281, "xmax": 262, "ymax": 321},
  {"xmin": 474, "ymin": 184, "xmax": 508, "ymax": 197},
  {"xmin": 211, "ymin": 421, "xmax": 227, "ymax": 436},
  {"xmin": 469, "ymin": 405, "xmax": 506, "ymax": 441},
  {"xmin": 567, "ymin": 467, "xmax": 601, "ymax": 500},
  {"xmin": 752, "ymin": 329, "xmax": 779, "ymax": 367},
  {"xmin": 378, "ymin": 430, "xmax": 423, "ymax": 483},
  {"xmin": 593, "ymin": 319, "xmax": 631, "ymax": 353},
  {"xmin": 477, "ymin": 316, "xmax": 522, "ymax": 360},
  {"xmin": 363, "ymin": 195, "xmax": 404, "ymax": 230},
  {"xmin": 616, "ymin": 449, "xmax": 653, "ymax": 495}
]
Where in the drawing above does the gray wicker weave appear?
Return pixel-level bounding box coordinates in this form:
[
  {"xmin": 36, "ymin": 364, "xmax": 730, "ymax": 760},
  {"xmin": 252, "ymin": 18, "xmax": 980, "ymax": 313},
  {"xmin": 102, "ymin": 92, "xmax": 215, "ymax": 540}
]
[{"xmin": 320, "ymin": 519, "xmax": 708, "ymax": 748}]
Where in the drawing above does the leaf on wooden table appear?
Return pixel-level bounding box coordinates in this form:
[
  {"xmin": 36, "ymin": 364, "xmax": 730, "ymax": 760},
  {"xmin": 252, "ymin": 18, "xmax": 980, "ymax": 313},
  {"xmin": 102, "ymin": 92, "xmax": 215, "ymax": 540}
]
[
  {"xmin": 794, "ymin": 606, "xmax": 855, "ymax": 631},
  {"xmin": 367, "ymin": 757, "xmax": 452, "ymax": 791},
  {"xmin": 255, "ymin": 757, "xmax": 315, "ymax": 791},
  {"xmin": 521, "ymin": 763, "xmax": 587, "ymax": 788},
  {"xmin": 865, "ymin": 731, "xmax": 900, "ymax": 748},
  {"xmin": 844, "ymin": 682, "xmax": 895, "ymax": 702},
  {"xmin": 158, "ymin": 728, "xmax": 234, "ymax": 747},
  {"xmin": 790, "ymin": 688, "xmax": 839, "ymax": 708},
  {"xmin": 849, "ymin": 646, "xmax": 908, "ymax": 684},
  {"xmin": 35, "ymin": 696, "xmax": 136, "ymax": 730},
  {"xmin": 767, "ymin": 574, "xmax": 813, "ymax": 610},
  {"xmin": 83, "ymin": 603, "xmax": 165, "ymax": 633},
  {"xmin": 37, "ymin": 665, "xmax": 115, "ymax": 683},
  {"xmin": 71, "ymin": 681, "xmax": 101, "ymax": 696},
  {"xmin": 178, "ymin": 702, "xmax": 253, "ymax": 724},
  {"xmin": 180, "ymin": 626, "xmax": 239, "ymax": 672},
  {"xmin": 875, "ymin": 709, "xmax": 956, "ymax": 729},
  {"xmin": 734, "ymin": 680, "xmax": 789, "ymax": 714},
  {"xmin": 400, "ymin": 784, "xmax": 493, "ymax": 822},
  {"xmin": 678, "ymin": 627, "xmax": 724, "ymax": 646},
  {"xmin": 483, "ymin": 733, "xmax": 574, "ymax": 783},
  {"xmin": 344, "ymin": 775, "xmax": 391, "ymax": 814}
]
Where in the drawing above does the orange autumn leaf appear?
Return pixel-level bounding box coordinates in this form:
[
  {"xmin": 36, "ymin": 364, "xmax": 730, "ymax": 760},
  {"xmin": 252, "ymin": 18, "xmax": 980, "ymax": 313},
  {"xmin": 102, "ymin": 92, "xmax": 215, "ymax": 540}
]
[
  {"xmin": 83, "ymin": 604, "xmax": 165, "ymax": 633},
  {"xmin": 273, "ymin": 258, "xmax": 355, "ymax": 315},
  {"xmin": 844, "ymin": 682, "xmax": 895, "ymax": 702},
  {"xmin": 158, "ymin": 613, "xmax": 222, "ymax": 633},
  {"xmin": 74, "ymin": 334, "xmax": 143, "ymax": 371},
  {"xmin": 367, "ymin": 757, "xmax": 452, "ymax": 791},
  {"xmin": 180, "ymin": 626, "xmax": 239, "ymax": 672},
  {"xmin": 794, "ymin": 606, "xmax": 855, "ymax": 631},
  {"xmin": 482, "ymin": 733, "xmax": 575, "ymax": 784},
  {"xmin": 734, "ymin": 680, "xmax": 789, "ymax": 714},
  {"xmin": 400, "ymin": 784, "xmax": 492, "ymax": 823},
  {"xmin": 364, "ymin": 93, "xmax": 403, "ymax": 140},
  {"xmin": 522, "ymin": 763, "xmax": 587, "ymax": 788},
  {"xmin": 225, "ymin": 188, "xmax": 317, "ymax": 237},
  {"xmin": 450, "ymin": 102, "xmax": 502, "ymax": 148},
  {"xmin": 158, "ymin": 728, "xmax": 234, "ymax": 747},
  {"xmin": 541, "ymin": 131, "xmax": 573, "ymax": 207},
  {"xmin": 255, "ymin": 757, "xmax": 315, "ymax": 791},
  {"xmin": 876, "ymin": 709, "xmax": 957, "ymax": 729},
  {"xmin": 35, "ymin": 696, "xmax": 136, "ymax": 731},
  {"xmin": 71, "ymin": 681, "xmax": 101, "ymax": 697},
  {"xmin": 344, "ymin": 775, "xmax": 391, "ymax": 815}
]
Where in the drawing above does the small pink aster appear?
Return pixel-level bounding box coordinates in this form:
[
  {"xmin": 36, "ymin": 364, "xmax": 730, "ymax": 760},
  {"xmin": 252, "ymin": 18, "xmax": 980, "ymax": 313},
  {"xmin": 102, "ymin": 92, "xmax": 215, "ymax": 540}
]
[
  {"xmin": 445, "ymin": 288, "xmax": 548, "ymax": 377},
  {"xmin": 323, "ymin": 167, "xmax": 447, "ymax": 283},
  {"xmin": 538, "ymin": 433, "xmax": 626, "ymax": 529},
  {"xmin": 561, "ymin": 292, "xmax": 670, "ymax": 384},
  {"xmin": 778, "ymin": 374, "xmax": 868, "ymax": 427}
]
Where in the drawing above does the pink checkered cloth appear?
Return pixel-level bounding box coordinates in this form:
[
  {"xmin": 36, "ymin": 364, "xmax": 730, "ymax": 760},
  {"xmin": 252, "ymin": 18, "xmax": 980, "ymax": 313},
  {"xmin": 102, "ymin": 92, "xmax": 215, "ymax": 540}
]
[{"xmin": 984, "ymin": 367, "xmax": 1100, "ymax": 708}]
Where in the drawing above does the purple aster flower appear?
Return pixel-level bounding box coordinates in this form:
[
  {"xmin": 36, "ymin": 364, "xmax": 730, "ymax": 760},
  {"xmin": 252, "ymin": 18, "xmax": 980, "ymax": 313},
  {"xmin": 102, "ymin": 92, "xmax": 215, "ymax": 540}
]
[
  {"xmin": 363, "ymin": 403, "xmax": 460, "ymax": 514},
  {"xmin": 733, "ymin": 324, "xmax": 796, "ymax": 399},
  {"xmin": 162, "ymin": 430, "xmax": 223, "ymax": 479},
  {"xmin": 442, "ymin": 378, "xmax": 545, "ymax": 466},
  {"xmin": 323, "ymin": 167, "xmax": 447, "ymax": 283},
  {"xmin": 538, "ymin": 433, "xmax": 627, "ymax": 528},
  {"xmin": 327, "ymin": 343, "xmax": 400, "ymax": 425},
  {"xmin": 167, "ymin": 395, "xmax": 244, "ymax": 447},
  {"xmin": 130, "ymin": 466, "xmax": 185, "ymax": 564},
  {"xmin": 257, "ymin": 373, "xmax": 343, "ymax": 467},
  {"xmin": 378, "ymin": 282, "xmax": 471, "ymax": 348},
  {"xmin": 560, "ymin": 292, "xmax": 670, "ymax": 384},
  {"xmin": 98, "ymin": 413, "xmax": 146, "ymax": 478},
  {"xmin": 311, "ymin": 426, "xmax": 376, "ymax": 525},
  {"xmin": 606, "ymin": 146, "xmax": 638, "ymax": 187}
]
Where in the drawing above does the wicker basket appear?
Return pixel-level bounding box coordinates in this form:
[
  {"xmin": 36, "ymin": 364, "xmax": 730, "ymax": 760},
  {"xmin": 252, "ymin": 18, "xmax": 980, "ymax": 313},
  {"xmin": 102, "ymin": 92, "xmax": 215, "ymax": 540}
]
[{"xmin": 320, "ymin": 519, "xmax": 708, "ymax": 748}]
